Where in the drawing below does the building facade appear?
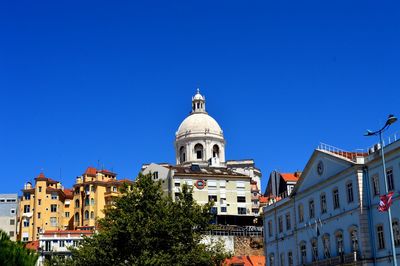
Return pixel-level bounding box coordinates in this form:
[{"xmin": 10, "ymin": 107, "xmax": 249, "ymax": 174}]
[
  {"xmin": 18, "ymin": 173, "xmax": 73, "ymax": 242},
  {"xmin": 263, "ymin": 138, "xmax": 400, "ymax": 266},
  {"xmin": 18, "ymin": 168, "xmax": 133, "ymax": 242},
  {"xmin": 0, "ymin": 194, "xmax": 18, "ymax": 241}
]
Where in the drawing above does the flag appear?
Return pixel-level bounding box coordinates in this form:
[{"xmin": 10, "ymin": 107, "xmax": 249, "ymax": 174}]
[{"xmin": 378, "ymin": 192, "xmax": 394, "ymax": 212}]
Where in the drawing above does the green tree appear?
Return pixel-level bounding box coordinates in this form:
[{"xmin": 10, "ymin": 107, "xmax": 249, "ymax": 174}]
[
  {"xmin": 0, "ymin": 230, "xmax": 38, "ymax": 266},
  {"xmin": 69, "ymin": 173, "xmax": 230, "ymax": 265}
]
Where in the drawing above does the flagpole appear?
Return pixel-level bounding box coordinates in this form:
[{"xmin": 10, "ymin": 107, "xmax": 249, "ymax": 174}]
[
  {"xmin": 365, "ymin": 115, "xmax": 398, "ymax": 266},
  {"xmin": 379, "ymin": 131, "xmax": 397, "ymax": 266}
]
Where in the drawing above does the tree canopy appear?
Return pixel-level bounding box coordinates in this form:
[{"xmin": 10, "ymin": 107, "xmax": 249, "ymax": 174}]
[
  {"xmin": 0, "ymin": 230, "xmax": 38, "ymax": 266},
  {"xmin": 69, "ymin": 173, "xmax": 230, "ymax": 265}
]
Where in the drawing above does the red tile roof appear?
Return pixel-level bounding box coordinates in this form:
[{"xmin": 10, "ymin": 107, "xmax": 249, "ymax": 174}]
[
  {"xmin": 224, "ymin": 256, "xmax": 265, "ymax": 266},
  {"xmin": 37, "ymin": 172, "xmax": 45, "ymax": 178},
  {"xmin": 259, "ymin": 196, "xmax": 268, "ymax": 204},
  {"xmin": 25, "ymin": 241, "xmax": 39, "ymax": 251},
  {"xmin": 281, "ymin": 173, "xmax": 299, "ymax": 182},
  {"xmin": 84, "ymin": 167, "xmax": 97, "ymax": 176},
  {"xmin": 63, "ymin": 189, "xmax": 73, "ymax": 198},
  {"xmin": 43, "ymin": 230, "xmax": 94, "ymax": 236}
]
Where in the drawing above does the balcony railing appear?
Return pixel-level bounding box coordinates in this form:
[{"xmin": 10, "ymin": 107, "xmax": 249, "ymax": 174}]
[{"xmin": 205, "ymin": 225, "xmax": 263, "ymax": 237}]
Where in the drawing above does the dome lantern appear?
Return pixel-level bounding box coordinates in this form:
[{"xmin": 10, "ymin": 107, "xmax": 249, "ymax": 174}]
[{"xmin": 191, "ymin": 88, "xmax": 206, "ymax": 113}]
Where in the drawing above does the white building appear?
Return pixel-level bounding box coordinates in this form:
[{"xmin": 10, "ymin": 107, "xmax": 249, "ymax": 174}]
[
  {"xmin": 263, "ymin": 135, "xmax": 400, "ymax": 266},
  {"xmin": 142, "ymin": 89, "xmax": 263, "ymax": 224},
  {"xmin": 0, "ymin": 194, "xmax": 18, "ymax": 241},
  {"xmin": 37, "ymin": 229, "xmax": 93, "ymax": 265}
]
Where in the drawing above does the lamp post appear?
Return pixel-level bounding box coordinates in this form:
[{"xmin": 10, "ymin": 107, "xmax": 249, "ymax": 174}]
[{"xmin": 365, "ymin": 114, "xmax": 398, "ymax": 266}]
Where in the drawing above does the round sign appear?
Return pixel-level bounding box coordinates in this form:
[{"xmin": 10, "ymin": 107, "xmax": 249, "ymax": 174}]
[{"xmin": 195, "ymin": 180, "xmax": 206, "ymax": 189}]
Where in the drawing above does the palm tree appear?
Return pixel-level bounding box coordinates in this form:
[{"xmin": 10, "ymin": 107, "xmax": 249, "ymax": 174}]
[{"xmin": 0, "ymin": 229, "xmax": 38, "ymax": 266}]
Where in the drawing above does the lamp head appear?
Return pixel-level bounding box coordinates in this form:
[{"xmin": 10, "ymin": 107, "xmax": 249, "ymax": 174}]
[
  {"xmin": 364, "ymin": 130, "xmax": 374, "ymax": 136},
  {"xmin": 385, "ymin": 114, "xmax": 397, "ymax": 126}
]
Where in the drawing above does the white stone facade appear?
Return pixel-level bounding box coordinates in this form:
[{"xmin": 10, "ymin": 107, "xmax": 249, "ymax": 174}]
[{"xmin": 263, "ymin": 138, "xmax": 400, "ymax": 266}]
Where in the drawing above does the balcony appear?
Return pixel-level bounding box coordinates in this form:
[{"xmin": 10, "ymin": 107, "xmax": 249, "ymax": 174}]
[
  {"xmin": 305, "ymin": 253, "xmax": 362, "ymax": 266},
  {"xmin": 104, "ymin": 191, "xmax": 119, "ymax": 198}
]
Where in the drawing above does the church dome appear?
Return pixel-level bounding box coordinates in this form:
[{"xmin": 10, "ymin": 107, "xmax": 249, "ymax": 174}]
[{"xmin": 176, "ymin": 112, "xmax": 223, "ymax": 138}]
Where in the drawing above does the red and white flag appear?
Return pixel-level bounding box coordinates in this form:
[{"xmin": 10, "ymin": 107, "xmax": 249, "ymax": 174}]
[{"xmin": 378, "ymin": 192, "xmax": 394, "ymax": 212}]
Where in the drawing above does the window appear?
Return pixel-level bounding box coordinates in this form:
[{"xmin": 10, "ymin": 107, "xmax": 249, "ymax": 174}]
[
  {"xmin": 75, "ymin": 188, "xmax": 80, "ymax": 195},
  {"xmin": 347, "ymin": 182, "xmax": 354, "ymax": 203},
  {"xmin": 320, "ymin": 193, "xmax": 327, "ymax": 214},
  {"xmin": 91, "ymin": 211, "xmax": 95, "ymax": 219},
  {"xmin": 194, "ymin": 144, "xmax": 203, "ymax": 159},
  {"xmin": 298, "ymin": 204, "xmax": 304, "ymax": 223},
  {"xmin": 237, "ymin": 196, "xmax": 246, "ymax": 203},
  {"xmin": 10, "ymin": 219, "xmax": 15, "ymax": 225},
  {"xmin": 212, "ymin": 145, "xmax": 220, "ymax": 158},
  {"xmin": 268, "ymin": 220, "xmax": 273, "ymax": 237},
  {"xmin": 51, "ymin": 193, "xmax": 57, "ymax": 200},
  {"xmin": 153, "ymin": 171, "xmax": 159, "ymax": 180},
  {"xmin": 300, "ymin": 242, "xmax": 307, "ymax": 264},
  {"xmin": 50, "ymin": 217, "xmax": 57, "ymax": 226},
  {"xmin": 286, "ymin": 213, "xmax": 291, "ymax": 230},
  {"xmin": 219, "ymin": 180, "xmax": 226, "ymax": 188},
  {"xmin": 208, "ymin": 195, "xmax": 217, "ymax": 202},
  {"xmin": 350, "ymin": 228, "xmax": 358, "ymax": 252},
  {"xmin": 220, "ymin": 206, "xmax": 227, "ymax": 213},
  {"xmin": 65, "ymin": 212, "xmax": 70, "ymax": 218},
  {"xmin": 75, "ymin": 212, "xmax": 80, "ymax": 223},
  {"xmin": 22, "ymin": 237, "xmax": 29, "ymax": 242},
  {"xmin": 211, "ymin": 207, "xmax": 218, "ymax": 214},
  {"xmin": 38, "ymin": 186, "xmax": 42, "ymax": 192},
  {"xmin": 75, "ymin": 199, "xmax": 80, "ymax": 208},
  {"xmin": 174, "ymin": 181, "xmax": 180, "ymax": 187},
  {"xmin": 311, "ymin": 238, "xmax": 318, "ymax": 261},
  {"xmin": 23, "ymin": 219, "xmax": 29, "ymax": 227},
  {"xmin": 288, "ymin": 251, "xmax": 293, "ymax": 266},
  {"xmin": 91, "ymin": 198, "xmax": 95, "ymax": 206},
  {"xmin": 84, "ymin": 210, "xmax": 89, "ymax": 220},
  {"xmin": 23, "ymin": 205, "xmax": 30, "ymax": 213},
  {"xmin": 333, "ymin": 188, "xmax": 340, "ymax": 209},
  {"xmin": 377, "ymin": 225, "xmax": 385, "ymax": 249},
  {"xmin": 9, "ymin": 231, "xmax": 14, "ymax": 237},
  {"xmin": 236, "ymin": 181, "xmax": 245, "ymax": 188},
  {"xmin": 309, "ymin": 199, "xmax": 315, "ymax": 218},
  {"xmin": 24, "ymin": 193, "xmax": 31, "ymax": 200},
  {"xmin": 278, "ymin": 216, "xmax": 283, "ymax": 233},
  {"xmin": 60, "ymin": 240, "xmax": 65, "ymax": 248},
  {"xmin": 112, "ymin": 186, "xmax": 117, "ymax": 192},
  {"xmin": 393, "ymin": 220, "xmax": 400, "ymax": 246},
  {"xmin": 268, "ymin": 253, "xmax": 275, "ymax": 266},
  {"xmin": 322, "ymin": 234, "xmax": 331, "ymax": 258},
  {"xmin": 336, "ymin": 231, "xmax": 344, "ymax": 256},
  {"xmin": 38, "ymin": 212, "xmax": 41, "ymax": 219},
  {"xmin": 179, "ymin": 146, "xmax": 186, "ymax": 163},
  {"xmin": 50, "ymin": 204, "xmax": 57, "ymax": 212},
  {"xmin": 91, "ymin": 185, "xmax": 96, "ymax": 192},
  {"xmin": 280, "ymin": 253, "xmax": 285, "ymax": 266},
  {"xmin": 238, "ymin": 207, "xmax": 247, "ymax": 215},
  {"xmin": 85, "ymin": 198, "xmax": 89, "ymax": 206},
  {"xmin": 372, "ymin": 175, "xmax": 380, "ymax": 196},
  {"xmin": 38, "ymin": 199, "xmax": 41, "ymax": 206},
  {"xmin": 387, "ymin": 169, "xmax": 395, "ymax": 191},
  {"xmin": 10, "ymin": 209, "xmax": 15, "ymax": 215}
]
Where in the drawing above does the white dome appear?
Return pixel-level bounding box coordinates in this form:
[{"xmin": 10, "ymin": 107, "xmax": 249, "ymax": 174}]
[{"xmin": 176, "ymin": 113, "xmax": 223, "ymax": 137}]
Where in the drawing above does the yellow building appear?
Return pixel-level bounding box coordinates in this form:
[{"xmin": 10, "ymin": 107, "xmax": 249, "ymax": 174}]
[
  {"xmin": 72, "ymin": 167, "xmax": 133, "ymax": 229},
  {"xmin": 18, "ymin": 168, "xmax": 133, "ymax": 242},
  {"xmin": 19, "ymin": 173, "xmax": 73, "ymax": 242}
]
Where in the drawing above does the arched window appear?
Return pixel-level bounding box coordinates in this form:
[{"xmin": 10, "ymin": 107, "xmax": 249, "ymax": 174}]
[
  {"xmin": 75, "ymin": 212, "xmax": 80, "ymax": 223},
  {"xmin": 322, "ymin": 234, "xmax": 331, "ymax": 258},
  {"xmin": 194, "ymin": 144, "xmax": 203, "ymax": 160},
  {"xmin": 349, "ymin": 226, "xmax": 358, "ymax": 252},
  {"xmin": 393, "ymin": 219, "xmax": 400, "ymax": 246},
  {"xmin": 311, "ymin": 238, "xmax": 318, "ymax": 261},
  {"xmin": 90, "ymin": 211, "xmax": 95, "ymax": 219},
  {"xmin": 75, "ymin": 199, "xmax": 80, "ymax": 208},
  {"xmin": 91, "ymin": 198, "xmax": 95, "ymax": 206},
  {"xmin": 212, "ymin": 145, "xmax": 220, "ymax": 158},
  {"xmin": 298, "ymin": 204, "xmax": 304, "ymax": 222},
  {"xmin": 84, "ymin": 210, "xmax": 89, "ymax": 220},
  {"xmin": 335, "ymin": 230, "xmax": 344, "ymax": 256},
  {"xmin": 179, "ymin": 146, "xmax": 186, "ymax": 163},
  {"xmin": 85, "ymin": 198, "xmax": 89, "ymax": 206},
  {"xmin": 300, "ymin": 241, "xmax": 307, "ymax": 264}
]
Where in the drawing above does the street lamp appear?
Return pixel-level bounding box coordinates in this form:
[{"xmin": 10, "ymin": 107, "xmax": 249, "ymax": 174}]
[{"xmin": 365, "ymin": 114, "xmax": 398, "ymax": 266}]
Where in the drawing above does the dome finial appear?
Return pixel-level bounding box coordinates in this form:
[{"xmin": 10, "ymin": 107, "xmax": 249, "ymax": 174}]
[{"xmin": 196, "ymin": 88, "xmax": 200, "ymax": 94}]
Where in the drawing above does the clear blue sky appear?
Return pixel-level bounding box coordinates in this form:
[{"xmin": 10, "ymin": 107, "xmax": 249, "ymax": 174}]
[{"xmin": 1, "ymin": 1, "xmax": 399, "ymax": 194}]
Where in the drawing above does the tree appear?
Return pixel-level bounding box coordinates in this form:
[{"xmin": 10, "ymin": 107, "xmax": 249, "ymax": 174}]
[
  {"xmin": 69, "ymin": 173, "xmax": 230, "ymax": 265},
  {"xmin": 0, "ymin": 230, "xmax": 38, "ymax": 266}
]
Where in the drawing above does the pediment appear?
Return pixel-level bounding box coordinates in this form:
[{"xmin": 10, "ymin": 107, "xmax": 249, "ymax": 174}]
[{"xmin": 294, "ymin": 150, "xmax": 354, "ymax": 194}]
